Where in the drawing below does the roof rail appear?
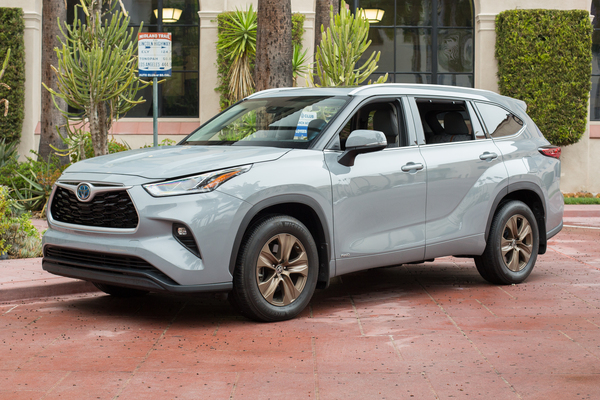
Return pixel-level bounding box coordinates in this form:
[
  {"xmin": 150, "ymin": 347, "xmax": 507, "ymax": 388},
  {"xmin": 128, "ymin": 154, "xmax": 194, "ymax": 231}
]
[
  {"xmin": 348, "ymin": 84, "xmax": 390, "ymax": 96},
  {"xmin": 246, "ymin": 87, "xmax": 302, "ymax": 99}
]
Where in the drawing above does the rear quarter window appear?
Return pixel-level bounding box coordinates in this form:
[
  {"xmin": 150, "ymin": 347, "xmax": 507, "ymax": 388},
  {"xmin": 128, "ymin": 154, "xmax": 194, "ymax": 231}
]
[{"xmin": 476, "ymin": 103, "xmax": 524, "ymax": 138}]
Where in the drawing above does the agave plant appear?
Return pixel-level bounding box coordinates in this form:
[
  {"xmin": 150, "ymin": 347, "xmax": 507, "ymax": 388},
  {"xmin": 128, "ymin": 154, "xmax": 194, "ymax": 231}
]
[
  {"xmin": 292, "ymin": 44, "xmax": 309, "ymax": 87},
  {"xmin": 0, "ymin": 138, "xmax": 19, "ymax": 169},
  {"xmin": 309, "ymin": 1, "xmax": 388, "ymax": 87},
  {"xmin": 12, "ymin": 161, "xmax": 63, "ymax": 216},
  {"xmin": 217, "ymin": 6, "xmax": 257, "ymax": 102}
]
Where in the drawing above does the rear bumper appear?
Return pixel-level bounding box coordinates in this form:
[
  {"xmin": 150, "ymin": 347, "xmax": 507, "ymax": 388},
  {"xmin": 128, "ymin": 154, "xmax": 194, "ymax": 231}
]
[{"xmin": 547, "ymin": 220, "xmax": 563, "ymax": 241}]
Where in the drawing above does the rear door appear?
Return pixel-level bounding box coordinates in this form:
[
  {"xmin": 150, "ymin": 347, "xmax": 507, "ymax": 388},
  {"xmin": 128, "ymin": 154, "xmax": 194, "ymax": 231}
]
[
  {"xmin": 325, "ymin": 97, "xmax": 427, "ymax": 275},
  {"xmin": 408, "ymin": 97, "xmax": 508, "ymax": 259}
]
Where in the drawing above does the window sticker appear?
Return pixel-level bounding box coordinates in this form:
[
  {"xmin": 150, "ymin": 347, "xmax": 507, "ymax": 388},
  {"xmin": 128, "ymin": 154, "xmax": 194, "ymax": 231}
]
[{"xmin": 294, "ymin": 109, "xmax": 317, "ymax": 140}]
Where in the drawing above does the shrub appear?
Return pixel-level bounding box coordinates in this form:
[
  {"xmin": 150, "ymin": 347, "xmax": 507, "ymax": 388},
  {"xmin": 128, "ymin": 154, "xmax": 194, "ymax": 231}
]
[
  {"xmin": 0, "ymin": 8, "xmax": 25, "ymax": 145},
  {"xmin": 495, "ymin": 9, "xmax": 592, "ymax": 147},
  {"xmin": 0, "ymin": 186, "xmax": 42, "ymax": 258}
]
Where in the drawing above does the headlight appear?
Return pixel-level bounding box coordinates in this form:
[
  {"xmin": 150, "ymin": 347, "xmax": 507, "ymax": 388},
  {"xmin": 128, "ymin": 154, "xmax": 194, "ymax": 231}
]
[{"xmin": 143, "ymin": 165, "xmax": 252, "ymax": 197}]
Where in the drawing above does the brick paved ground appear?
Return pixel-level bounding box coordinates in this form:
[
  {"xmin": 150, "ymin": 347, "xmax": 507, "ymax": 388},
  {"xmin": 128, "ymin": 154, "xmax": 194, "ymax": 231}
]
[{"xmin": 1, "ymin": 223, "xmax": 599, "ymax": 399}]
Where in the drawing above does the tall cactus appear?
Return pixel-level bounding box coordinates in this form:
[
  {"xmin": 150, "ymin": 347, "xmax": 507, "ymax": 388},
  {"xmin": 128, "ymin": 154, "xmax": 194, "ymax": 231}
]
[
  {"xmin": 310, "ymin": 1, "xmax": 387, "ymax": 87},
  {"xmin": 43, "ymin": 0, "xmax": 149, "ymax": 157}
]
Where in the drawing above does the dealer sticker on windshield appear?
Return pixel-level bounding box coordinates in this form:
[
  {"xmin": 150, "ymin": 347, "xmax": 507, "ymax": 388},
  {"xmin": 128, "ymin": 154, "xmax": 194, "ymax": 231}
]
[{"xmin": 294, "ymin": 110, "xmax": 317, "ymax": 140}]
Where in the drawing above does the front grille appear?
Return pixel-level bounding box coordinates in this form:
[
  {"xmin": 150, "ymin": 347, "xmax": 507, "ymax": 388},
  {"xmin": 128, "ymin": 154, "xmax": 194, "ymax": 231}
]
[
  {"xmin": 50, "ymin": 186, "xmax": 138, "ymax": 229},
  {"xmin": 44, "ymin": 246, "xmax": 176, "ymax": 284}
]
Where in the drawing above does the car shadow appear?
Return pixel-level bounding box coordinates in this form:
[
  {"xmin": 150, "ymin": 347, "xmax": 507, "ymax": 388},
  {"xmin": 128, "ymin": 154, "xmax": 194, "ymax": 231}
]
[{"xmin": 63, "ymin": 260, "xmax": 522, "ymax": 327}]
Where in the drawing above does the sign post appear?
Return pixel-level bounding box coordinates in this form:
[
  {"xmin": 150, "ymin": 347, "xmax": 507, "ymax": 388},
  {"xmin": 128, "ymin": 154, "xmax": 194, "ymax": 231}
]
[{"xmin": 138, "ymin": 32, "xmax": 172, "ymax": 147}]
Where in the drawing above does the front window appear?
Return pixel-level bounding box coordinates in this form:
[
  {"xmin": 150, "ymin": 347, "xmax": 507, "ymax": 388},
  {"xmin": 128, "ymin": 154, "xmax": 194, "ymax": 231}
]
[{"xmin": 182, "ymin": 96, "xmax": 349, "ymax": 148}]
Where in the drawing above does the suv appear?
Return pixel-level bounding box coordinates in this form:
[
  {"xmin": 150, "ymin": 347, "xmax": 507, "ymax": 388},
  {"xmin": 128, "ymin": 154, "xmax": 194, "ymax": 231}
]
[{"xmin": 43, "ymin": 84, "xmax": 563, "ymax": 322}]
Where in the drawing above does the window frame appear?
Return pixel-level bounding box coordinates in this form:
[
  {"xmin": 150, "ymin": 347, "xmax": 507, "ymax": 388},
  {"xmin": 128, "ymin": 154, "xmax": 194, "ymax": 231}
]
[
  {"xmin": 413, "ymin": 97, "xmax": 477, "ymax": 146},
  {"xmin": 121, "ymin": 0, "xmax": 200, "ymax": 118},
  {"xmin": 473, "ymin": 101, "xmax": 526, "ymax": 140},
  {"xmin": 353, "ymin": 0, "xmax": 475, "ymax": 87},
  {"xmin": 326, "ymin": 97, "xmax": 410, "ymax": 151}
]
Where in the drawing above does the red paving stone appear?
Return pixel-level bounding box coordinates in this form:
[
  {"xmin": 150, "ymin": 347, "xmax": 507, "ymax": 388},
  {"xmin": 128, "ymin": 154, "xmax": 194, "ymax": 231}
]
[{"xmin": 1, "ymin": 225, "xmax": 600, "ymax": 398}]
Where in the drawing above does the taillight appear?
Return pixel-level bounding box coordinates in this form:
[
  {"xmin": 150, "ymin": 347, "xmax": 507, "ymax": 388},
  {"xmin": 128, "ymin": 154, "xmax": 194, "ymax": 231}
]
[{"xmin": 539, "ymin": 146, "xmax": 561, "ymax": 159}]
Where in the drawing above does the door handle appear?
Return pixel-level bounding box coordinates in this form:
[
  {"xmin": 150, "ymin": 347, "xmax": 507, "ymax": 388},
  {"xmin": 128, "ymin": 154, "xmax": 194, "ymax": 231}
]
[
  {"xmin": 401, "ymin": 162, "xmax": 424, "ymax": 172},
  {"xmin": 479, "ymin": 152, "xmax": 498, "ymax": 161}
]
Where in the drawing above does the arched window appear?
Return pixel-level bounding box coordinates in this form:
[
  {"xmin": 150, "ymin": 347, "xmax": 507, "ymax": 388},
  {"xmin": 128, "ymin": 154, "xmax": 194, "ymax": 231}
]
[
  {"xmin": 355, "ymin": 0, "xmax": 474, "ymax": 87},
  {"xmin": 591, "ymin": 0, "xmax": 600, "ymax": 120}
]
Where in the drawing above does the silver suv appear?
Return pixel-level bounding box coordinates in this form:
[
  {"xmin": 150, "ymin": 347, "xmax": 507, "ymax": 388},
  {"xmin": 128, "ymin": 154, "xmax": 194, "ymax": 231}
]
[{"xmin": 43, "ymin": 84, "xmax": 564, "ymax": 322}]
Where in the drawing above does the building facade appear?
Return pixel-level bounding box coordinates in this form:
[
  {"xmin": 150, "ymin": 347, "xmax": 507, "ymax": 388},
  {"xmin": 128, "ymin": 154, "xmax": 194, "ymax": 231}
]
[{"xmin": 2, "ymin": 0, "xmax": 599, "ymax": 192}]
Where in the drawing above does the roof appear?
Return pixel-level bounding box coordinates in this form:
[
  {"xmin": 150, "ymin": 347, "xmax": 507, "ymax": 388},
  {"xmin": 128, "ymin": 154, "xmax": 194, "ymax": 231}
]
[{"xmin": 245, "ymin": 84, "xmax": 526, "ymax": 112}]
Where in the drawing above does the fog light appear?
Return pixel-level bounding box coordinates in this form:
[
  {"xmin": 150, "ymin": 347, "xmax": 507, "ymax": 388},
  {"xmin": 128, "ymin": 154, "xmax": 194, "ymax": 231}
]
[{"xmin": 177, "ymin": 227, "xmax": 188, "ymax": 236}]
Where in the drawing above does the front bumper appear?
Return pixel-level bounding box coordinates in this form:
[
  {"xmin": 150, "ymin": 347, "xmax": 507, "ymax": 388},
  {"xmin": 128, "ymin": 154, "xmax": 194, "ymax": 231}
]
[{"xmin": 43, "ymin": 174, "xmax": 250, "ymax": 292}]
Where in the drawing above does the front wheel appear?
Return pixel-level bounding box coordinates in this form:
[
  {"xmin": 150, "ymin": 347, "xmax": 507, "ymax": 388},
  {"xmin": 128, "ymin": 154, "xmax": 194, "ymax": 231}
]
[
  {"xmin": 475, "ymin": 200, "xmax": 539, "ymax": 285},
  {"xmin": 230, "ymin": 215, "xmax": 319, "ymax": 322}
]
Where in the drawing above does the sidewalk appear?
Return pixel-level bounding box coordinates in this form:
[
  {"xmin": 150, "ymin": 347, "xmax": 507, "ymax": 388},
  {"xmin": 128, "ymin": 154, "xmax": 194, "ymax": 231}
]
[{"xmin": 1, "ymin": 205, "xmax": 599, "ymax": 303}]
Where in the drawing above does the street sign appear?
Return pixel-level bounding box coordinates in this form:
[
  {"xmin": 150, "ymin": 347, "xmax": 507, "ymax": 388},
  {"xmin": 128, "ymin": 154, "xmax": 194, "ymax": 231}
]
[{"xmin": 138, "ymin": 32, "xmax": 172, "ymax": 77}]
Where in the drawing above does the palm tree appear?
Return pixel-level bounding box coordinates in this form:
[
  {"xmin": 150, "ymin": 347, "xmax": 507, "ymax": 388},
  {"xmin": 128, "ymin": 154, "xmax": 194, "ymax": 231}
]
[
  {"xmin": 255, "ymin": 0, "xmax": 293, "ymax": 91},
  {"xmin": 39, "ymin": 0, "xmax": 69, "ymax": 164}
]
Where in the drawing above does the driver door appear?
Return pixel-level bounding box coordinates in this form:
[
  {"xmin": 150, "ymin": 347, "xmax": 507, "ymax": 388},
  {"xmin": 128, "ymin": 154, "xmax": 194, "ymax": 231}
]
[{"xmin": 324, "ymin": 98, "xmax": 427, "ymax": 275}]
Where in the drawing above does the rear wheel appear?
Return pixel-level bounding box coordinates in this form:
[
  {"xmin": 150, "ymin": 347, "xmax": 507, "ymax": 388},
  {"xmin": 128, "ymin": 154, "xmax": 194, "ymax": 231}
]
[
  {"xmin": 475, "ymin": 200, "xmax": 539, "ymax": 285},
  {"xmin": 93, "ymin": 283, "xmax": 149, "ymax": 297},
  {"xmin": 230, "ymin": 215, "xmax": 318, "ymax": 322}
]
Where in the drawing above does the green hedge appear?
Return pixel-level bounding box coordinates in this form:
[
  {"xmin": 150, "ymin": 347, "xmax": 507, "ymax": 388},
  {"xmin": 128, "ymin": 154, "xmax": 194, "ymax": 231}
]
[
  {"xmin": 216, "ymin": 12, "xmax": 305, "ymax": 110},
  {"xmin": 496, "ymin": 9, "xmax": 592, "ymax": 147},
  {"xmin": 0, "ymin": 8, "xmax": 25, "ymax": 145}
]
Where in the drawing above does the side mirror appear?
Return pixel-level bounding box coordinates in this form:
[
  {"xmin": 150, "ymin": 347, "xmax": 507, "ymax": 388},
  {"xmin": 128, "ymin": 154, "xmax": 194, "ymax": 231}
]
[{"xmin": 338, "ymin": 130, "xmax": 387, "ymax": 167}]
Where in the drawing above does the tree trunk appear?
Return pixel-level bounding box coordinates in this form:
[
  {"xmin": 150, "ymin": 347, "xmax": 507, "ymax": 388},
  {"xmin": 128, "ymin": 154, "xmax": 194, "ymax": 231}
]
[
  {"xmin": 89, "ymin": 0, "xmax": 109, "ymax": 157},
  {"xmin": 313, "ymin": 0, "xmax": 339, "ymax": 86},
  {"xmin": 255, "ymin": 0, "xmax": 293, "ymax": 91},
  {"xmin": 39, "ymin": 0, "xmax": 69, "ymax": 164}
]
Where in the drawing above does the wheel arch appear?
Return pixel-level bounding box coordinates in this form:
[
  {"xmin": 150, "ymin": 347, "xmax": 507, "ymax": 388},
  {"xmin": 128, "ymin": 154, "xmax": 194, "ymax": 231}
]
[
  {"xmin": 229, "ymin": 195, "xmax": 332, "ymax": 289},
  {"xmin": 485, "ymin": 183, "xmax": 547, "ymax": 254}
]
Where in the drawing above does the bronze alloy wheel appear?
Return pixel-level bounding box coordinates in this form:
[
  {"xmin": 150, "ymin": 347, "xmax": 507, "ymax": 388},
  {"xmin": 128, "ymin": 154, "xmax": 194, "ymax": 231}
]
[
  {"xmin": 501, "ymin": 214, "xmax": 533, "ymax": 272},
  {"xmin": 256, "ymin": 233, "xmax": 309, "ymax": 306},
  {"xmin": 474, "ymin": 200, "xmax": 539, "ymax": 285}
]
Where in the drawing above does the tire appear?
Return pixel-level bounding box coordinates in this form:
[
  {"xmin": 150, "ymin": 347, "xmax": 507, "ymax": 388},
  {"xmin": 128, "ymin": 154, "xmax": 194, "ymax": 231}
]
[
  {"xmin": 475, "ymin": 200, "xmax": 539, "ymax": 285},
  {"xmin": 230, "ymin": 215, "xmax": 319, "ymax": 322},
  {"xmin": 93, "ymin": 282, "xmax": 149, "ymax": 297}
]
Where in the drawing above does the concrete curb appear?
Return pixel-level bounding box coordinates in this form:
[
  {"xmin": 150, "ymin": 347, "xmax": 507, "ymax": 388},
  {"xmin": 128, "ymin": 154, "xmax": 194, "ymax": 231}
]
[{"xmin": 0, "ymin": 279, "xmax": 98, "ymax": 302}]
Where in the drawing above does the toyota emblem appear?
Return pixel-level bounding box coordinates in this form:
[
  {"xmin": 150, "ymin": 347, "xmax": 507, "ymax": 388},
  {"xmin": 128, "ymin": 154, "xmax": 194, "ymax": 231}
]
[{"xmin": 76, "ymin": 183, "xmax": 91, "ymax": 201}]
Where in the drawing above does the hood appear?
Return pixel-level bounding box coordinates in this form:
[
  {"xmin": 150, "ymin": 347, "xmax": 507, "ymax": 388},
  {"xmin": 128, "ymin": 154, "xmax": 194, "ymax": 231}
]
[{"xmin": 64, "ymin": 145, "xmax": 291, "ymax": 179}]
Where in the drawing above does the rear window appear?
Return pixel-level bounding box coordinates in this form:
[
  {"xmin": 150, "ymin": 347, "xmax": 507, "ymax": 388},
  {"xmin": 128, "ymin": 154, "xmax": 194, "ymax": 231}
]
[{"xmin": 476, "ymin": 103, "xmax": 524, "ymax": 138}]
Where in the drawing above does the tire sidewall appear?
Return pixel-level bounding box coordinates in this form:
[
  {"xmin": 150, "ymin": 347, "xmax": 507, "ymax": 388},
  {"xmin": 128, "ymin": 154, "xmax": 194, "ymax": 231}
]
[
  {"xmin": 488, "ymin": 201, "xmax": 539, "ymax": 284},
  {"xmin": 235, "ymin": 216, "xmax": 319, "ymax": 321}
]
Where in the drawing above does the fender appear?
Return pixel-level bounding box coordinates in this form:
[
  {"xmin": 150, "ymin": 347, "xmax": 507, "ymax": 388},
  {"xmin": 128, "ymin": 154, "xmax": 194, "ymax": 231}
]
[
  {"xmin": 484, "ymin": 181, "xmax": 548, "ymax": 250},
  {"xmin": 227, "ymin": 194, "xmax": 333, "ymax": 280}
]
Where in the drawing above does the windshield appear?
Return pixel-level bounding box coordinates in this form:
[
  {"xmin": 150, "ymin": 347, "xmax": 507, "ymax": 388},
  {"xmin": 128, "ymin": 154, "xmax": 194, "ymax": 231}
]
[{"xmin": 182, "ymin": 96, "xmax": 349, "ymax": 148}]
